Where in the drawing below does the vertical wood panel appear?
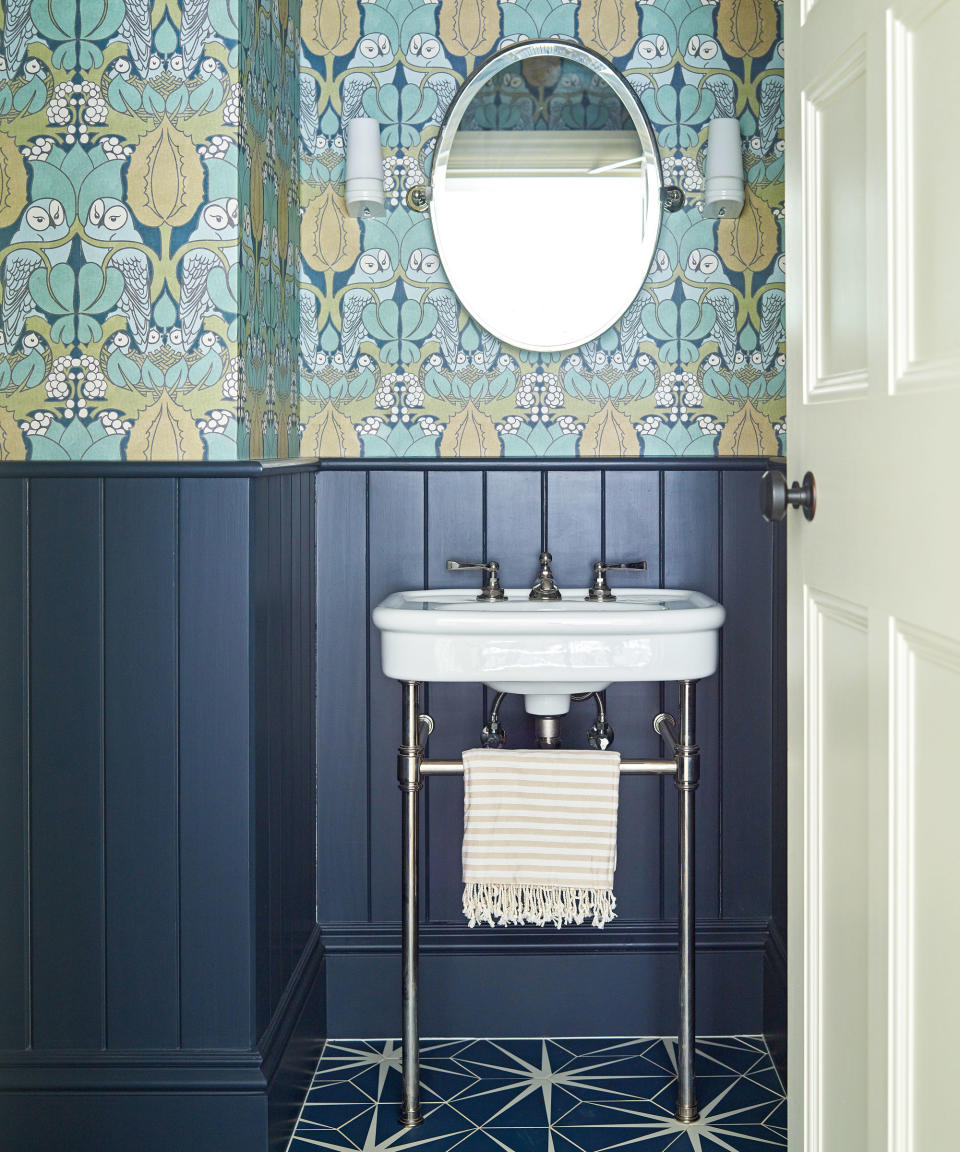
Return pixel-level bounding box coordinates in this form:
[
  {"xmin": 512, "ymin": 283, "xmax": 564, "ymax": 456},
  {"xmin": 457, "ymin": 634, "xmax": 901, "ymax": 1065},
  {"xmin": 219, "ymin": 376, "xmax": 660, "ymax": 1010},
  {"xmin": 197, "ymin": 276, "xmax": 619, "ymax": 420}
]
[
  {"xmin": 424, "ymin": 470, "xmax": 484, "ymax": 921},
  {"xmin": 103, "ymin": 479, "xmax": 180, "ymax": 1049},
  {"xmin": 276, "ymin": 470, "xmax": 299, "ymax": 990},
  {"xmin": 179, "ymin": 478, "xmax": 252, "ymax": 1049},
  {"xmin": 316, "ymin": 470, "xmax": 369, "ymax": 921},
  {"xmin": 272, "ymin": 474, "xmax": 290, "ymax": 1011},
  {"xmin": 721, "ymin": 471, "xmax": 773, "ymax": 918},
  {"xmin": 545, "ymin": 470, "xmax": 602, "ymax": 748},
  {"xmin": 252, "ymin": 473, "xmax": 272, "ymax": 1038},
  {"xmin": 290, "ymin": 473, "xmax": 315, "ymax": 961},
  {"xmin": 771, "ymin": 521, "xmax": 787, "ymax": 933},
  {"xmin": 30, "ymin": 479, "xmax": 105, "ymax": 1049},
  {"xmin": 368, "ymin": 470, "xmax": 424, "ymax": 922},
  {"xmin": 484, "ymin": 470, "xmax": 543, "ymax": 751},
  {"xmin": 663, "ymin": 470, "xmax": 721, "ymax": 921},
  {"xmin": 0, "ymin": 479, "xmax": 28, "ymax": 1049},
  {"xmin": 603, "ymin": 469, "xmax": 663, "ymax": 919},
  {"xmin": 254, "ymin": 471, "xmax": 319, "ymax": 1039},
  {"xmin": 545, "ymin": 470, "xmax": 602, "ymax": 589}
]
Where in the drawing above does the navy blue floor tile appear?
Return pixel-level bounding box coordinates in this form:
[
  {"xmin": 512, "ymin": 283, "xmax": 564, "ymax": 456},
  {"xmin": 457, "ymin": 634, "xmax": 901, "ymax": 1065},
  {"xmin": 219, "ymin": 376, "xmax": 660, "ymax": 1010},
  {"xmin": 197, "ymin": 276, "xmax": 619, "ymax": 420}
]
[{"xmin": 288, "ymin": 1037, "xmax": 787, "ymax": 1151}]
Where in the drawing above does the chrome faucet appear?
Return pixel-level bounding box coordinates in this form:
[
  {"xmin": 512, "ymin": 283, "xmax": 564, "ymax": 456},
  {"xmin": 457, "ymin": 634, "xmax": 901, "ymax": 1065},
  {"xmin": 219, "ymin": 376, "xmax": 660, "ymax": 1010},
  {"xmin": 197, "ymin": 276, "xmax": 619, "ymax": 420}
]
[
  {"xmin": 446, "ymin": 559, "xmax": 506, "ymax": 601},
  {"xmin": 585, "ymin": 559, "xmax": 647, "ymax": 602},
  {"xmin": 528, "ymin": 552, "xmax": 562, "ymax": 601}
]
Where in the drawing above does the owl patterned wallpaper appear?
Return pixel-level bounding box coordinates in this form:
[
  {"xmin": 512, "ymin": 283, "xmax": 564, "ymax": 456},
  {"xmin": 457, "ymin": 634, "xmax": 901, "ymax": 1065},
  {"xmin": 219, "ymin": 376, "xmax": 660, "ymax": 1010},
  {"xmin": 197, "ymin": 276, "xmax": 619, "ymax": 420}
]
[
  {"xmin": 0, "ymin": 0, "xmax": 782, "ymax": 462},
  {"xmin": 300, "ymin": 0, "xmax": 785, "ymax": 459},
  {"xmin": 0, "ymin": 0, "xmax": 298, "ymax": 462},
  {"xmin": 240, "ymin": 0, "xmax": 300, "ymax": 458}
]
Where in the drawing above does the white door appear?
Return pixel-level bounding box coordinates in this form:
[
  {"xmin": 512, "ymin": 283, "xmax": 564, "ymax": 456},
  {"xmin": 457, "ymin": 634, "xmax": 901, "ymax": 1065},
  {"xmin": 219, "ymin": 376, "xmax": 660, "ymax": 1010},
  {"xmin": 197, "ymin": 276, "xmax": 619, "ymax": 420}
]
[{"xmin": 786, "ymin": 0, "xmax": 960, "ymax": 1148}]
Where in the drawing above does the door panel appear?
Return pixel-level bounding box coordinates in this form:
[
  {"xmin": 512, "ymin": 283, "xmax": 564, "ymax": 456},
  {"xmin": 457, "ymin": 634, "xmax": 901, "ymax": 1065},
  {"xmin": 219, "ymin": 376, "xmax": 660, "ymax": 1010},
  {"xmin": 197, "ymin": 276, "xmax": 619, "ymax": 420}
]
[
  {"xmin": 802, "ymin": 43, "xmax": 869, "ymax": 395},
  {"xmin": 890, "ymin": 2, "xmax": 960, "ymax": 382},
  {"xmin": 804, "ymin": 591, "xmax": 869, "ymax": 1151},
  {"xmin": 891, "ymin": 625, "xmax": 960, "ymax": 1151}
]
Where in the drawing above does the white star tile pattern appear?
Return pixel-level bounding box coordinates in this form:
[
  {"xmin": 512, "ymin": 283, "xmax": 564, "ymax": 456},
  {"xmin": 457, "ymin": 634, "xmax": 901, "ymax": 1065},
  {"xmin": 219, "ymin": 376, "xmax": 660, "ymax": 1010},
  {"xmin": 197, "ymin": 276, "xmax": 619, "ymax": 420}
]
[{"xmin": 287, "ymin": 1037, "xmax": 786, "ymax": 1152}]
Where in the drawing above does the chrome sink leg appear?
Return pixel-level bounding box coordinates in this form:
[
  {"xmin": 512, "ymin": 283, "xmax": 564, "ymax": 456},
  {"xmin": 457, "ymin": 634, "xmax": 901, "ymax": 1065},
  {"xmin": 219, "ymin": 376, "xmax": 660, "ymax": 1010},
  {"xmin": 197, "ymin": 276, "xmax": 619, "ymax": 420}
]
[
  {"xmin": 398, "ymin": 681, "xmax": 423, "ymax": 1127},
  {"xmin": 675, "ymin": 680, "xmax": 700, "ymax": 1124}
]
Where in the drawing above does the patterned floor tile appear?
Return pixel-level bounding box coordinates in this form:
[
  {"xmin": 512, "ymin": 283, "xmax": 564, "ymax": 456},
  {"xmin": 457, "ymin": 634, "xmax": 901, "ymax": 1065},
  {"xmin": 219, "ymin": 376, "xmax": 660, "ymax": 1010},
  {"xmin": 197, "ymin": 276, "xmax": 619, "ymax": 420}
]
[{"xmin": 288, "ymin": 1037, "xmax": 787, "ymax": 1152}]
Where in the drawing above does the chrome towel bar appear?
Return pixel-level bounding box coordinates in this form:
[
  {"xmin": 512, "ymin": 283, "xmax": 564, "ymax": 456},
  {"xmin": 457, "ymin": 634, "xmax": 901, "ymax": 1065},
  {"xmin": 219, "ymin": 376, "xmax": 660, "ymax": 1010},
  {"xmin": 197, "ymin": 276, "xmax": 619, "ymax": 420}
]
[{"xmin": 420, "ymin": 757, "xmax": 676, "ymax": 776}]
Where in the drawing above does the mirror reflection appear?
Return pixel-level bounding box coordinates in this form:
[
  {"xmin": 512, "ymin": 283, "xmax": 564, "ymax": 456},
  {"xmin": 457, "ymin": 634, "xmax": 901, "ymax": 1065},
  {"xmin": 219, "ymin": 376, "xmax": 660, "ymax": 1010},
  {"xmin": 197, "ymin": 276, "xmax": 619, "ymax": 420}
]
[{"xmin": 430, "ymin": 44, "xmax": 663, "ymax": 353}]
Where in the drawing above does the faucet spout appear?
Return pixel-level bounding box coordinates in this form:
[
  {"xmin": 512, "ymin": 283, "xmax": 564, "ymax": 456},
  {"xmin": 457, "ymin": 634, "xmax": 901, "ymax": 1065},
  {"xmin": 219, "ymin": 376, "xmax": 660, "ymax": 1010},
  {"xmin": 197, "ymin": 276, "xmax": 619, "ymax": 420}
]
[{"xmin": 528, "ymin": 552, "xmax": 562, "ymax": 601}]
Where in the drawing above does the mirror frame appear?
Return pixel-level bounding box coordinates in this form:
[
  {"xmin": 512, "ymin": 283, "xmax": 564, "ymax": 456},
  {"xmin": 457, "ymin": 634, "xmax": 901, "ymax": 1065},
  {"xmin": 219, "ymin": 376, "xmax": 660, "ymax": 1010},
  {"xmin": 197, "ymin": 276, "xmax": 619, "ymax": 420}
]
[{"xmin": 428, "ymin": 39, "xmax": 666, "ymax": 353}]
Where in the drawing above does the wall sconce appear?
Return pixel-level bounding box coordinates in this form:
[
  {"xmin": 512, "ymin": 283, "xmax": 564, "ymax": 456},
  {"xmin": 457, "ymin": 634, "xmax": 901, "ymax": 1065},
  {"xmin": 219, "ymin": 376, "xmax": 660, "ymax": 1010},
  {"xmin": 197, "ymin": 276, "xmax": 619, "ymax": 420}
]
[
  {"xmin": 703, "ymin": 117, "xmax": 744, "ymax": 219},
  {"xmin": 345, "ymin": 117, "xmax": 385, "ymax": 218}
]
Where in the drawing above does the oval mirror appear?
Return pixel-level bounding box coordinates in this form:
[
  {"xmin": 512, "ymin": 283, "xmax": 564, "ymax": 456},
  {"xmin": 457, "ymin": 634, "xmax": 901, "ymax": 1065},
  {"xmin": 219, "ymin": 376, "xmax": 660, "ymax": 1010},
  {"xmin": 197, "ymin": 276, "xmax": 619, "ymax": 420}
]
[{"xmin": 430, "ymin": 41, "xmax": 664, "ymax": 353}]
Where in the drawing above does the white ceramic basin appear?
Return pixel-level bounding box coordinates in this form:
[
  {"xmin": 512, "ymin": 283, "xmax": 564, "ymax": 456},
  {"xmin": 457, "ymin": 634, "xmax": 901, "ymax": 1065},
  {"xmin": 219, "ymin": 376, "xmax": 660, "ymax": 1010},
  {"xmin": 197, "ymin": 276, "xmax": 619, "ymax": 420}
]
[{"xmin": 373, "ymin": 588, "xmax": 725, "ymax": 715}]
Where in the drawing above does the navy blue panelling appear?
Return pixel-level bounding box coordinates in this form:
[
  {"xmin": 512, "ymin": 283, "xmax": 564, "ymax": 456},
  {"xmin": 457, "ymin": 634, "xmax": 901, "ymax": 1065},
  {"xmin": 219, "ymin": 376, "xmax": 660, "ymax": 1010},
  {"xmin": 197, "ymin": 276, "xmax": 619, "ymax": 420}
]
[
  {"xmin": 483, "ymin": 469, "xmax": 542, "ymax": 751},
  {"xmin": 267, "ymin": 476, "xmax": 285, "ymax": 1022},
  {"xmin": 543, "ymin": 469, "xmax": 603, "ymax": 747},
  {"xmin": 253, "ymin": 471, "xmax": 319, "ymax": 1042},
  {"xmin": 277, "ymin": 473, "xmax": 293, "ymax": 1011},
  {"xmin": 253, "ymin": 472, "xmax": 272, "ymax": 1038},
  {"xmin": 316, "ymin": 460, "xmax": 782, "ymax": 1004},
  {"xmin": 603, "ymin": 469, "xmax": 663, "ymax": 920},
  {"xmin": 367, "ymin": 470, "xmax": 425, "ymax": 923},
  {"xmin": 0, "ymin": 1090, "xmax": 268, "ymax": 1152},
  {"xmin": 483, "ymin": 470, "xmax": 542, "ymax": 584},
  {"xmin": 663, "ymin": 471, "xmax": 721, "ymax": 922},
  {"xmin": 424, "ymin": 470, "xmax": 484, "ymax": 922},
  {"xmin": 322, "ymin": 923, "xmax": 767, "ymax": 1037},
  {"xmin": 544, "ymin": 469, "xmax": 602, "ymax": 589},
  {"xmin": 720, "ymin": 470, "xmax": 774, "ymax": 918},
  {"xmin": 103, "ymin": 479, "xmax": 180, "ymax": 1049},
  {"xmin": 29, "ymin": 479, "xmax": 105, "ymax": 1050},
  {"xmin": 289, "ymin": 473, "xmax": 316, "ymax": 967},
  {"xmin": 0, "ymin": 462, "xmax": 322, "ymax": 1152},
  {"xmin": 0, "ymin": 480, "xmax": 28, "ymax": 1049},
  {"xmin": 766, "ymin": 514, "xmax": 788, "ymax": 1083},
  {"xmin": 771, "ymin": 519, "xmax": 787, "ymax": 935},
  {"xmin": 316, "ymin": 470, "xmax": 368, "ymax": 921},
  {"xmin": 178, "ymin": 478, "xmax": 253, "ymax": 1050}
]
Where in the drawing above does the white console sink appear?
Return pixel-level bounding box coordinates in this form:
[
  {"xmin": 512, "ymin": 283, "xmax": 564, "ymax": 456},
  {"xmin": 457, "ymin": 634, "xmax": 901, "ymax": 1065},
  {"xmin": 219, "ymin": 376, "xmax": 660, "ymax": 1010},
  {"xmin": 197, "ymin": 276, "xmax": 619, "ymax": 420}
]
[{"xmin": 373, "ymin": 588, "xmax": 725, "ymax": 715}]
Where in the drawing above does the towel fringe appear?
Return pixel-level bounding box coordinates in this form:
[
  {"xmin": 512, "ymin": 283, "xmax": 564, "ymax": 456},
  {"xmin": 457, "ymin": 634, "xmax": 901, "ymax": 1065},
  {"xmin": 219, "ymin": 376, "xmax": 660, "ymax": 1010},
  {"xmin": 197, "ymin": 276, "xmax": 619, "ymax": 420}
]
[{"xmin": 462, "ymin": 883, "xmax": 616, "ymax": 930}]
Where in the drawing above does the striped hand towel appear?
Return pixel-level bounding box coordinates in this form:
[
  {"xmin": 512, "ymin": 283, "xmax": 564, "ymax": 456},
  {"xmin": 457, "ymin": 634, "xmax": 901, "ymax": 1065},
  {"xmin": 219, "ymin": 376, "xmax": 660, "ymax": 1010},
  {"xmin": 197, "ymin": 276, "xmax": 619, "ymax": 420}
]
[{"xmin": 461, "ymin": 748, "xmax": 621, "ymax": 930}]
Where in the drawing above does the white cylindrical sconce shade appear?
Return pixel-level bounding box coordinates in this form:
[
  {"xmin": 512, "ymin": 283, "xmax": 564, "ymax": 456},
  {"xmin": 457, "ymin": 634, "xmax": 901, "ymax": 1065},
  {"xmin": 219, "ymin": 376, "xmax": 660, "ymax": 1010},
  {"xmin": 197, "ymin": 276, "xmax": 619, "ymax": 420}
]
[
  {"xmin": 345, "ymin": 117, "xmax": 385, "ymax": 218},
  {"xmin": 703, "ymin": 117, "xmax": 744, "ymax": 219}
]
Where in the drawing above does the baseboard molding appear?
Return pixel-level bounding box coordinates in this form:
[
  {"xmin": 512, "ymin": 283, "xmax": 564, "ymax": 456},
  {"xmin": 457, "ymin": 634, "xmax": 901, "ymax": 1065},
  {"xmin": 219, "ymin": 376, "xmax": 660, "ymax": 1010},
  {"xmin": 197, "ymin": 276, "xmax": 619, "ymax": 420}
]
[
  {"xmin": 260, "ymin": 926, "xmax": 326, "ymax": 1152},
  {"xmin": 0, "ymin": 1050, "xmax": 266, "ymax": 1093},
  {"xmin": 259, "ymin": 924, "xmax": 325, "ymax": 1084},
  {"xmin": 763, "ymin": 918, "xmax": 787, "ymax": 1086},
  {"xmin": 0, "ymin": 1092, "xmax": 268, "ymax": 1152},
  {"xmin": 0, "ymin": 928, "xmax": 326, "ymax": 1152},
  {"xmin": 321, "ymin": 919, "xmax": 768, "ymax": 1038}
]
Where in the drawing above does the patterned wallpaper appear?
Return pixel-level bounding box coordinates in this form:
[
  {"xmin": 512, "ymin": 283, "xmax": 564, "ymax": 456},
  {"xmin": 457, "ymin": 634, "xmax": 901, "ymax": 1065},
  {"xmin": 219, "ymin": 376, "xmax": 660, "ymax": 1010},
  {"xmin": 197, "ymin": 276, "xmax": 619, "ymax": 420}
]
[
  {"xmin": 0, "ymin": 0, "xmax": 298, "ymax": 462},
  {"xmin": 0, "ymin": 0, "xmax": 782, "ymax": 462},
  {"xmin": 239, "ymin": 0, "xmax": 300, "ymax": 458},
  {"xmin": 299, "ymin": 0, "xmax": 785, "ymax": 459}
]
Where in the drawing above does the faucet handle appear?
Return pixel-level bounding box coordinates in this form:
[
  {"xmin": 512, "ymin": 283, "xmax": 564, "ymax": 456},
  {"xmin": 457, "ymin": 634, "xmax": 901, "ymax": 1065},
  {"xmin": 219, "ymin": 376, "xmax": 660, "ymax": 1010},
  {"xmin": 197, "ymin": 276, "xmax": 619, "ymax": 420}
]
[
  {"xmin": 446, "ymin": 559, "xmax": 506, "ymax": 602},
  {"xmin": 586, "ymin": 559, "xmax": 647, "ymax": 602}
]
